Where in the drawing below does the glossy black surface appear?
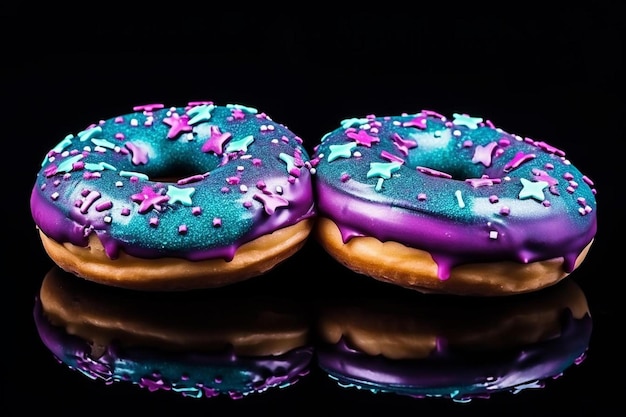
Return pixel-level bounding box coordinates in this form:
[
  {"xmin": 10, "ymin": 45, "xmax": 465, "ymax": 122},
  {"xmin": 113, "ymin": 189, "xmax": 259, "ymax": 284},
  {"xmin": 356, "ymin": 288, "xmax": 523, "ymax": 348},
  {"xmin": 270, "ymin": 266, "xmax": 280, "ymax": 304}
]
[{"xmin": 7, "ymin": 9, "xmax": 620, "ymax": 415}]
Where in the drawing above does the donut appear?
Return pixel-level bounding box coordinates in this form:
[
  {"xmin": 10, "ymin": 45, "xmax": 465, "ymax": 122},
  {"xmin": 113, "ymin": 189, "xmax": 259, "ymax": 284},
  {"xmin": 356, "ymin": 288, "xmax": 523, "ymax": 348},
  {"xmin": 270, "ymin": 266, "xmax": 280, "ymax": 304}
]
[
  {"xmin": 311, "ymin": 110, "xmax": 598, "ymax": 295},
  {"xmin": 30, "ymin": 102, "xmax": 315, "ymax": 290},
  {"xmin": 315, "ymin": 279, "xmax": 591, "ymax": 402},
  {"xmin": 35, "ymin": 266, "xmax": 313, "ymax": 399}
]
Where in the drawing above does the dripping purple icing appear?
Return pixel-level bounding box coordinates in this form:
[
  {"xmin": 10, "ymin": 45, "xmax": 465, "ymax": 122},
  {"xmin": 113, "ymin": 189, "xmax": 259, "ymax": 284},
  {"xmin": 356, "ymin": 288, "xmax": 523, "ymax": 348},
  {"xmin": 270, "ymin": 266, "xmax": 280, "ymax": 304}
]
[
  {"xmin": 312, "ymin": 111, "xmax": 597, "ymax": 279},
  {"xmin": 31, "ymin": 102, "xmax": 315, "ymax": 261}
]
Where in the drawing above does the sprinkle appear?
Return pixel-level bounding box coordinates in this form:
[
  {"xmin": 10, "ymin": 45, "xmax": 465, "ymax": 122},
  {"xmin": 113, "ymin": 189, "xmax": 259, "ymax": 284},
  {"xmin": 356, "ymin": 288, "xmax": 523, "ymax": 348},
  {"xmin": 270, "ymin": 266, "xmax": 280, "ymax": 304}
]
[
  {"xmin": 455, "ymin": 190, "xmax": 465, "ymax": 208},
  {"xmin": 177, "ymin": 174, "xmax": 205, "ymax": 185},
  {"xmin": 340, "ymin": 173, "xmax": 351, "ymax": 182},
  {"xmin": 130, "ymin": 119, "xmax": 139, "ymax": 126},
  {"xmin": 178, "ymin": 224, "xmax": 188, "ymax": 234},
  {"xmin": 51, "ymin": 192, "xmax": 59, "ymax": 200},
  {"xmin": 471, "ymin": 141, "xmax": 498, "ymax": 167},
  {"xmin": 120, "ymin": 170, "xmax": 149, "ymax": 180},
  {"xmin": 489, "ymin": 230, "xmax": 498, "ymax": 239},
  {"xmin": 375, "ymin": 178, "xmax": 384, "ymax": 191},
  {"xmin": 452, "ymin": 113, "xmax": 483, "ymax": 129},
  {"xmin": 346, "ymin": 129, "xmax": 379, "ymax": 147},
  {"xmin": 416, "ymin": 166, "xmax": 452, "ymax": 179},
  {"xmin": 489, "ymin": 195, "xmax": 499, "ymax": 203},
  {"xmin": 503, "ymin": 151, "xmax": 536, "ymax": 172},
  {"xmin": 499, "ymin": 206, "xmax": 510, "ymax": 215},
  {"xmin": 417, "ymin": 193, "xmax": 427, "ymax": 201},
  {"xmin": 192, "ymin": 206, "xmax": 202, "ymax": 215},
  {"xmin": 95, "ymin": 201, "xmax": 113, "ymax": 211},
  {"xmin": 582, "ymin": 175, "xmax": 594, "ymax": 186},
  {"xmin": 121, "ymin": 208, "xmax": 130, "ymax": 216},
  {"xmin": 367, "ymin": 161, "xmax": 402, "ymax": 180},
  {"xmin": 77, "ymin": 126, "xmax": 103, "ymax": 142},
  {"xmin": 518, "ymin": 178, "xmax": 549, "ymax": 202},
  {"xmin": 187, "ymin": 103, "xmax": 215, "ymax": 125},
  {"xmin": 212, "ymin": 218, "xmax": 222, "ymax": 227},
  {"xmin": 275, "ymin": 185, "xmax": 283, "ymax": 194}
]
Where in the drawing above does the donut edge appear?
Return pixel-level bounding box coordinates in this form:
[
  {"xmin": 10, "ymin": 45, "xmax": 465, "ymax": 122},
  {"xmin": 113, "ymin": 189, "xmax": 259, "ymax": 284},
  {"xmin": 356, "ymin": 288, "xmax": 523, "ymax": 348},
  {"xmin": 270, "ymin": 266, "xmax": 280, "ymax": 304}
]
[
  {"xmin": 314, "ymin": 217, "xmax": 593, "ymax": 296},
  {"xmin": 37, "ymin": 218, "xmax": 314, "ymax": 291}
]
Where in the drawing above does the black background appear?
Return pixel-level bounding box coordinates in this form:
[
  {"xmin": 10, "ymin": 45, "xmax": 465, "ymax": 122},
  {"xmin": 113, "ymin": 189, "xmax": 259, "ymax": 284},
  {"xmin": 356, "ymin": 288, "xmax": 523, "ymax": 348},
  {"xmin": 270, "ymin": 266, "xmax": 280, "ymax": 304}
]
[{"xmin": 4, "ymin": 5, "xmax": 622, "ymax": 415}]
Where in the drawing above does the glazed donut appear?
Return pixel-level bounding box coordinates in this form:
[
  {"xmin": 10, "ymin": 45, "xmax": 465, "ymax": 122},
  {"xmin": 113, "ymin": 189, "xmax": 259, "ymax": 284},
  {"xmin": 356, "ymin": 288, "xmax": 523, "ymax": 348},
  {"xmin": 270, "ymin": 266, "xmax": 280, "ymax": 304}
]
[
  {"xmin": 312, "ymin": 110, "xmax": 597, "ymax": 296},
  {"xmin": 31, "ymin": 102, "xmax": 315, "ymax": 290}
]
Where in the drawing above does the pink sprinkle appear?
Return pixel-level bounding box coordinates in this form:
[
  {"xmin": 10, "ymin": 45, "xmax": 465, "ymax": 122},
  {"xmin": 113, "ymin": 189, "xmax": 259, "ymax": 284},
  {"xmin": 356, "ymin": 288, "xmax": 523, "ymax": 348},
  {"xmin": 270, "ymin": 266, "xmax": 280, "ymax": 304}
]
[
  {"xmin": 416, "ymin": 166, "xmax": 452, "ymax": 179},
  {"xmin": 220, "ymin": 186, "xmax": 230, "ymax": 193},
  {"xmin": 252, "ymin": 158, "xmax": 262, "ymax": 166},
  {"xmin": 95, "ymin": 201, "xmax": 113, "ymax": 211},
  {"xmin": 485, "ymin": 120, "xmax": 495, "ymax": 128},
  {"xmin": 417, "ymin": 193, "xmax": 427, "ymax": 201},
  {"xmin": 130, "ymin": 176, "xmax": 139, "ymax": 183},
  {"xmin": 81, "ymin": 189, "xmax": 91, "ymax": 197},
  {"xmin": 226, "ymin": 176, "xmax": 240, "ymax": 185},
  {"xmin": 115, "ymin": 133, "xmax": 125, "ymax": 140},
  {"xmin": 489, "ymin": 195, "xmax": 499, "ymax": 203},
  {"xmin": 72, "ymin": 161, "xmax": 85, "ymax": 170},
  {"xmin": 115, "ymin": 116, "xmax": 124, "ymax": 123},
  {"xmin": 212, "ymin": 218, "xmax": 222, "ymax": 227},
  {"xmin": 380, "ymin": 150, "xmax": 405, "ymax": 164},
  {"xmin": 281, "ymin": 135, "xmax": 290, "ymax": 143},
  {"xmin": 133, "ymin": 103, "xmax": 164, "ymax": 112},
  {"xmin": 542, "ymin": 200, "xmax": 552, "ymax": 207},
  {"xmin": 178, "ymin": 224, "xmax": 188, "ymax": 234},
  {"xmin": 74, "ymin": 200, "xmax": 82, "ymax": 207},
  {"xmin": 178, "ymin": 174, "xmax": 205, "ymax": 185},
  {"xmin": 53, "ymin": 179, "xmax": 61, "ymax": 187},
  {"xmin": 462, "ymin": 140, "xmax": 473, "ymax": 147},
  {"xmin": 121, "ymin": 208, "xmax": 131, "ymax": 216},
  {"xmin": 498, "ymin": 137, "xmax": 511, "ymax": 147},
  {"xmin": 566, "ymin": 186, "xmax": 575, "ymax": 193},
  {"xmin": 150, "ymin": 217, "xmax": 159, "ymax": 227},
  {"xmin": 545, "ymin": 163, "xmax": 554, "ymax": 170},
  {"xmin": 63, "ymin": 173, "xmax": 71, "ymax": 180},
  {"xmin": 289, "ymin": 167, "xmax": 301, "ymax": 177},
  {"xmin": 288, "ymin": 176, "xmax": 296, "ymax": 184},
  {"xmin": 243, "ymin": 201, "xmax": 252, "ymax": 208},
  {"xmin": 256, "ymin": 180, "xmax": 266, "ymax": 189},
  {"xmin": 563, "ymin": 172, "xmax": 574, "ymax": 180},
  {"xmin": 582, "ymin": 175, "xmax": 594, "ymax": 186},
  {"xmin": 499, "ymin": 206, "xmax": 510, "ymax": 215},
  {"xmin": 187, "ymin": 100, "xmax": 214, "ymax": 106},
  {"xmin": 192, "ymin": 206, "xmax": 202, "ymax": 215},
  {"xmin": 340, "ymin": 173, "xmax": 351, "ymax": 182}
]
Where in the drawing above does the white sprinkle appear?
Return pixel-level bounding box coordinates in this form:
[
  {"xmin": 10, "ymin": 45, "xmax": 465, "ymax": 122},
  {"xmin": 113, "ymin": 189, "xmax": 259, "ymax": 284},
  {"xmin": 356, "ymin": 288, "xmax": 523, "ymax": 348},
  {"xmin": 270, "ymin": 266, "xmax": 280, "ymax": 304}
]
[
  {"xmin": 578, "ymin": 207, "xmax": 586, "ymax": 215},
  {"xmin": 83, "ymin": 146, "xmax": 91, "ymax": 152},
  {"xmin": 104, "ymin": 215, "xmax": 112, "ymax": 223},
  {"xmin": 489, "ymin": 230, "xmax": 498, "ymax": 239},
  {"xmin": 184, "ymin": 133, "xmax": 194, "ymax": 141},
  {"xmin": 94, "ymin": 146, "xmax": 107, "ymax": 153},
  {"xmin": 130, "ymin": 119, "xmax": 139, "ymax": 126},
  {"xmin": 237, "ymin": 165, "xmax": 244, "ymax": 171},
  {"xmin": 61, "ymin": 151, "xmax": 70, "ymax": 157},
  {"xmin": 353, "ymin": 151, "xmax": 362, "ymax": 158},
  {"xmin": 48, "ymin": 156, "xmax": 56, "ymax": 163},
  {"xmin": 310, "ymin": 167, "xmax": 317, "ymax": 175},
  {"xmin": 239, "ymin": 184, "xmax": 248, "ymax": 193},
  {"xmin": 115, "ymin": 181, "xmax": 123, "ymax": 187},
  {"xmin": 275, "ymin": 186, "xmax": 283, "ymax": 194},
  {"xmin": 240, "ymin": 154, "xmax": 252, "ymax": 159},
  {"xmin": 51, "ymin": 192, "xmax": 59, "ymax": 200},
  {"xmin": 452, "ymin": 130, "xmax": 461, "ymax": 137},
  {"xmin": 393, "ymin": 120, "xmax": 401, "ymax": 126},
  {"xmin": 114, "ymin": 146, "xmax": 121, "ymax": 152},
  {"xmin": 455, "ymin": 190, "xmax": 465, "ymax": 208},
  {"xmin": 271, "ymin": 139, "xmax": 279, "ymax": 144}
]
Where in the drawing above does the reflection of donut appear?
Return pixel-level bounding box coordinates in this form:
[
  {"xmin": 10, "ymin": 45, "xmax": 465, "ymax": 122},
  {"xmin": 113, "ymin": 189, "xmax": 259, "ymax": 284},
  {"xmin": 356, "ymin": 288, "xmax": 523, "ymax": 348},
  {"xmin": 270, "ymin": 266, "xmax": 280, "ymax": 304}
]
[
  {"xmin": 312, "ymin": 110, "xmax": 597, "ymax": 295},
  {"xmin": 34, "ymin": 267, "xmax": 313, "ymax": 399},
  {"xmin": 31, "ymin": 102, "xmax": 315, "ymax": 290},
  {"xmin": 315, "ymin": 279, "xmax": 591, "ymax": 402}
]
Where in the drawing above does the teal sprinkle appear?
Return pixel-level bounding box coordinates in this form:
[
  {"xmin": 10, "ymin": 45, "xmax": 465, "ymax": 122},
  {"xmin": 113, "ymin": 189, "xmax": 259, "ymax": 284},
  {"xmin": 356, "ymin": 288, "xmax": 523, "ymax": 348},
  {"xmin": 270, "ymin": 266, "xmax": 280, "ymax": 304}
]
[
  {"xmin": 85, "ymin": 162, "xmax": 117, "ymax": 172},
  {"xmin": 279, "ymin": 152, "xmax": 297, "ymax": 173},
  {"xmin": 375, "ymin": 177, "xmax": 384, "ymax": 192},
  {"xmin": 91, "ymin": 138, "xmax": 117, "ymax": 149},
  {"xmin": 226, "ymin": 103, "xmax": 258, "ymax": 114},
  {"xmin": 120, "ymin": 170, "xmax": 149, "ymax": 180},
  {"xmin": 366, "ymin": 161, "xmax": 402, "ymax": 179},
  {"xmin": 52, "ymin": 134, "xmax": 75, "ymax": 153},
  {"xmin": 166, "ymin": 185, "xmax": 195, "ymax": 206},
  {"xmin": 327, "ymin": 142, "xmax": 357, "ymax": 162},
  {"xmin": 452, "ymin": 113, "xmax": 483, "ymax": 129},
  {"xmin": 518, "ymin": 178, "xmax": 549, "ymax": 201},
  {"xmin": 78, "ymin": 126, "xmax": 103, "ymax": 142},
  {"xmin": 187, "ymin": 103, "xmax": 215, "ymax": 125},
  {"xmin": 320, "ymin": 131, "xmax": 333, "ymax": 142},
  {"xmin": 56, "ymin": 154, "xmax": 84, "ymax": 173},
  {"xmin": 225, "ymin": 135, "xmax": 254, "ymax": 153},
  {"xmin": 340, "ymin": 117, "xmax": 369, "ymax": 129}
]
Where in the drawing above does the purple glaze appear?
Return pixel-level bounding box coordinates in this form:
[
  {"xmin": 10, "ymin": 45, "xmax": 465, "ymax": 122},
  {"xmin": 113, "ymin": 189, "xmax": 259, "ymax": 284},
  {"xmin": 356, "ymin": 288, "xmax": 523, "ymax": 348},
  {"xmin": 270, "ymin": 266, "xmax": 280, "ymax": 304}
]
[{"xmin": 313, "ymin": 111, "xmax": 597, "ymax": 279}]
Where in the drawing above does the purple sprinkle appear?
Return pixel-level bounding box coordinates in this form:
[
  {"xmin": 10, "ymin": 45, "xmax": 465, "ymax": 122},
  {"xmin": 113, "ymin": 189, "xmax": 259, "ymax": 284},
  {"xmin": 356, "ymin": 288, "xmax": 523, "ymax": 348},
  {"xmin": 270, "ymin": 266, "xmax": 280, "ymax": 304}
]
[
  {"xmin": 499, "ymin": 206, "xmax": 510, "ymax": 215},
  {"xmin": 489, "ymin": 195, "xmax": 499, "ymax": 203},
  {"xmin": 178, "ymin": 224, "xmax": 188, "ymax": 234},
  {"xmin": 95, "ymin": 201, "xmax": 113, "ymax": 211},
  {"xmin": 192, "ymin": 206, "xmax": 202, "ymax": 215},
  {"xmin": 121, "ymin": 208, "xmax": 131, "ymax": 216}
]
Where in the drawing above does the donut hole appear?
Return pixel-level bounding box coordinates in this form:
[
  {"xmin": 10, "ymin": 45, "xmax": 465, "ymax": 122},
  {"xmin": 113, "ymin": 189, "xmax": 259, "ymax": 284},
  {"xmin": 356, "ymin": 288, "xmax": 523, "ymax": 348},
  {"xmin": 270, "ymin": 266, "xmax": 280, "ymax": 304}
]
[{"xmin": 405, "ymin": 147, "xmax": 486, "ymax": 181}]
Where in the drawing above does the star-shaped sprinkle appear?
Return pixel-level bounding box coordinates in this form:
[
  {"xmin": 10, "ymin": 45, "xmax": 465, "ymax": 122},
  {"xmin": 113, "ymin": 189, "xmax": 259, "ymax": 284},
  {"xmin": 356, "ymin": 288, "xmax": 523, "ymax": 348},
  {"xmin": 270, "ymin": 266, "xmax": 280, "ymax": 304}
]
[
  {"xmin": 518, "ymin": 178, "xmax": 549, "ymax": 202},
  {"xmin": 201, "ymin": 125, "xmax": 232, "ymax": 155},
  {"xmin": 131, "ymin": 186, "xmax": 170, "ymax": 213},
  {"xmin": 452, "ymin": 113, "xmax": 483, "ymax": 129},
  {"xmin": 346, "ymin": 129, "xmax": 379, "ymax": 147},
  {"xmin": 224, "ymin": 135, "xmax": 254, "ymax": 153},
  {"xmin": 166, "ymin": 185, "xmax": 195, "ymax": 206},
  {"xmin": 367, "ymin": 161, "xmax": 402, "ymax": 179},
  {"xmin": 471, "ymin": 141, "xmax": 498, "ymax": 167},
  {"xmin": 328, "ymin": 142, "xmax": 357, "ymax": 162},
  {"xmin": 187, "ymin": 103, "xmax": 216, "ymax": 125},
  {"xmin": 162, "ymin": 114, "xmax": 193, "ymax": 139},
  {"xmin": 391, "ymin": 133, "xmax": 417, "ymax": 156},
  {"xmin": 253, "ymin": 192, "xmax": 289, "ymax": 215},
  {"xmin": 124, "ymin": 142, "xmax": 150, "ymax": 165},
  {"xmin": 340, "ymin": 117, "xmax": 369, "ymax": 129},
  {"xmin": 402, "ymin": 114, "xmax": 428, "ymax": 129}
]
